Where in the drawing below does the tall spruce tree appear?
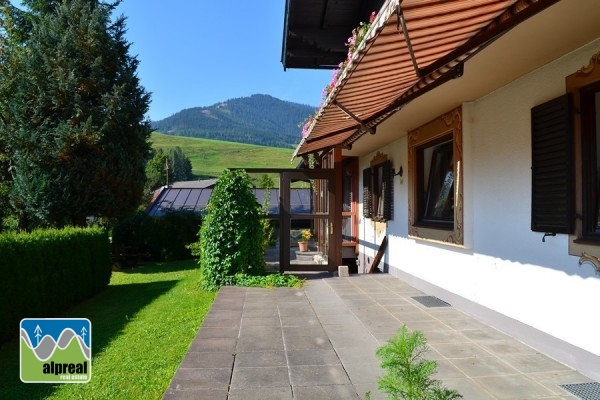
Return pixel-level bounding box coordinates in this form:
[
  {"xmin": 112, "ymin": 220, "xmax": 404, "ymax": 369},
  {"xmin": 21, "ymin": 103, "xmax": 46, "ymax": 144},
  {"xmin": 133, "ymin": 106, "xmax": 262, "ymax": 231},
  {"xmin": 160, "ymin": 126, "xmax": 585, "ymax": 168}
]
[
  {"xmin": 0, "ymin": 0, "xmax": 151, "ymax": 229},
  {"xmin": 167, "ymin": 147, "xmax": 193, "ymax": 183}
]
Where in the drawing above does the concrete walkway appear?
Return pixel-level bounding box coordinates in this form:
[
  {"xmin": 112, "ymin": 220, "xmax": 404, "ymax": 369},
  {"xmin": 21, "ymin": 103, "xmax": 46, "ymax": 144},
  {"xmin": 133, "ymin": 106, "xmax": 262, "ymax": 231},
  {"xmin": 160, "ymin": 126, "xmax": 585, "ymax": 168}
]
[{"xmin": 163, "ymin": 274, "xmax": 593, "ymax": 400}]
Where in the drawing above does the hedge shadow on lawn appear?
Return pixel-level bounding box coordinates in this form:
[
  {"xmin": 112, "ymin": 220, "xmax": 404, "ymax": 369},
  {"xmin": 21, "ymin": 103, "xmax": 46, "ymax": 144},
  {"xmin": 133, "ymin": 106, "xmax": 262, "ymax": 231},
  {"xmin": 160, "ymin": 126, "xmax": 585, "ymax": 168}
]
[
  {"xmin": 115, "ymin": 259, "xmax": 198, "ymax": 274},
  {"xmin": 0, "ymin": 279, "xmax": 178, "ymax": 400}
]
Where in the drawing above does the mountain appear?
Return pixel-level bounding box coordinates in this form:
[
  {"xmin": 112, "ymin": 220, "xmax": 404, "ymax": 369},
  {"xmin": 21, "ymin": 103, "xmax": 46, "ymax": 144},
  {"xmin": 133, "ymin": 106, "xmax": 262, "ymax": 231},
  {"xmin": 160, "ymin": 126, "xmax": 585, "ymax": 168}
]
[{"xmin": 151, "ymin": 94, "xmax": 316, "ymax": 149}]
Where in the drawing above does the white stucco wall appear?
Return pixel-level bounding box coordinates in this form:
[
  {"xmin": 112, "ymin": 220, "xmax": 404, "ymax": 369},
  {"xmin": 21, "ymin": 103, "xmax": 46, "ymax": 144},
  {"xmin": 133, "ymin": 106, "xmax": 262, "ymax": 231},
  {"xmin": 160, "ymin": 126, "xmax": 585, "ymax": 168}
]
[{"xmin": 359, "ymin": 38, "xmax": 600, "ymax": 365}]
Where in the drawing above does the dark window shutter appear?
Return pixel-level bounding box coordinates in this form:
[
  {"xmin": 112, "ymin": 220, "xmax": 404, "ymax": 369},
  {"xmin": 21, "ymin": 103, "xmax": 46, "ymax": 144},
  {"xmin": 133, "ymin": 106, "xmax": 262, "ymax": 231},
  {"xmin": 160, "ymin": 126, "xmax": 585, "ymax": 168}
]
[
  {"xmin": 531, "ymin": 94, "xmax": 574, "ymax": 233},
  {"xmin": 363, "ymin": 167, "xmax": 372, "ymax": 218},
  {"xmin": 382, "ymin": 160, "xmax": 394, "ymax": 221}
]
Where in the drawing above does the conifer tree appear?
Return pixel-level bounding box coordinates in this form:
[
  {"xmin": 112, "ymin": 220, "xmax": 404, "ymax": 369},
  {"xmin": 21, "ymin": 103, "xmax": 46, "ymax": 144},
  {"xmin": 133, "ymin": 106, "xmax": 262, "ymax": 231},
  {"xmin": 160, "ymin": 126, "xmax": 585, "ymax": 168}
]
[
  {"xmin": 0, "ymin": 0, "xmax": 151, "ymax": 228},
  {"xmin": 167, "ymin": 147, "xmax": 193, "ymax": 183}
]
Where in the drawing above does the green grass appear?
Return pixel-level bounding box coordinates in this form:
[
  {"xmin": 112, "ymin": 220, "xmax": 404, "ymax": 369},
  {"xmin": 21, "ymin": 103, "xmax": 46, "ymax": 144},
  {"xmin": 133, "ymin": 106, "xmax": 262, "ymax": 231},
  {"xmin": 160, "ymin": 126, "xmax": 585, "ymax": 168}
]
[
  {"xmin": 0, "ymin": 260, "xmax": 215, "ymax": 400},
  {"xmin": 150, "ymin": 131, "xmax": 297, "ymax": 178}
]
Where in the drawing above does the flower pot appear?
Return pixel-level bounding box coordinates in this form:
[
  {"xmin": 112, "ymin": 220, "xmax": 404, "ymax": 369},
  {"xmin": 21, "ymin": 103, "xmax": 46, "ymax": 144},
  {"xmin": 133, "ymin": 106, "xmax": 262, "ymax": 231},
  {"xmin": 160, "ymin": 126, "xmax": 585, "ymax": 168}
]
[{"xmin": 298, "ymin": 241, "xmax": 309, "ymax": 252}]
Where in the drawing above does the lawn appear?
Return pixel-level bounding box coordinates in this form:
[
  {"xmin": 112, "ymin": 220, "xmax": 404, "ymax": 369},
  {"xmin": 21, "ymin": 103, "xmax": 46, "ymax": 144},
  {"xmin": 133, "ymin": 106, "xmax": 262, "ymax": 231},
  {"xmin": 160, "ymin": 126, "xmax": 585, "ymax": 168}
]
[{"xmin": 0, "ymin": 260, "xmax": 215, "ymax": 400}]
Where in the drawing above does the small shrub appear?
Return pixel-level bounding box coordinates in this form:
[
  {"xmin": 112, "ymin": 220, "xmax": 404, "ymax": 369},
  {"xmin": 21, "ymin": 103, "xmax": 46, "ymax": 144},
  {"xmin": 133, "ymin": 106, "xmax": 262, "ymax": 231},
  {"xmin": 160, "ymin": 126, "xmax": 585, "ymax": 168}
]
[
  {"xmin": 197, "ymin": 169, "xmax": 265, "ymax": 290},
  {"xmin": 368, "ymin": 325, "xmax": 462, "ymax": 400},
  {"xmin": 222, "ymin": 273, "xmax": 304, "ymax": 288}
]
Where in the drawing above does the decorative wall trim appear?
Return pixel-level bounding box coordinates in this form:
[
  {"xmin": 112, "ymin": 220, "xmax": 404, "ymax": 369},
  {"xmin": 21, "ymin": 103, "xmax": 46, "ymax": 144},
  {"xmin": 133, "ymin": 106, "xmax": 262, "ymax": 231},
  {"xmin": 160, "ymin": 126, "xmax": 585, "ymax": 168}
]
[
  {"xmin": 578, "ymin": 252, "xmax": 600, "ymax": 275},
  {"xmin": 370, "ymin": 151, "xmax": 388, "ymax": 166}
]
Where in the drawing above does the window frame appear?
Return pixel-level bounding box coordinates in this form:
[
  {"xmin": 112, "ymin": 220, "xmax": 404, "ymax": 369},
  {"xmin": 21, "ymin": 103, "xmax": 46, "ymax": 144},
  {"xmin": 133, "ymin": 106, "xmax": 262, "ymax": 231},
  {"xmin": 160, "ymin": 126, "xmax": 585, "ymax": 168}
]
[
  {"xmin": 362, "ymin": 152, "xmax": 393, "ymax": 222},
  {"xmin": 408, "ymin": 106, "xmax": 463, "ymax": 245},
  {"xmin": 342, "ymin": 157, "xmax": 359, "ymax": 249},
  {"xmin": 567, "ymin": 51, "xmax": 600, "ymax": 258}
]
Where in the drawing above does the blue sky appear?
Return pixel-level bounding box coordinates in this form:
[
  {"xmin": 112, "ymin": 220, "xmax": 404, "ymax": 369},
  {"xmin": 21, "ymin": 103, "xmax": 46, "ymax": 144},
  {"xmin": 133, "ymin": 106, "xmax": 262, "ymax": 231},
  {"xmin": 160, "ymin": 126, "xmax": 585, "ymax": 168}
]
[{"xmin": 114, "ymin": 1, "xmax": 332, "ymax": 121}]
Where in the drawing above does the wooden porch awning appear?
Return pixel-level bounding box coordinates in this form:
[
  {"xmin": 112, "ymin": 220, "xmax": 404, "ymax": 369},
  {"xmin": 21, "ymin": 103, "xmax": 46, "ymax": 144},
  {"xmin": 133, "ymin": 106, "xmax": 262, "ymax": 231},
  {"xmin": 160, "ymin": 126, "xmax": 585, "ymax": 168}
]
[{"xmin": 293, "ymin": 0, "xmax": 559, "ymax": 157}]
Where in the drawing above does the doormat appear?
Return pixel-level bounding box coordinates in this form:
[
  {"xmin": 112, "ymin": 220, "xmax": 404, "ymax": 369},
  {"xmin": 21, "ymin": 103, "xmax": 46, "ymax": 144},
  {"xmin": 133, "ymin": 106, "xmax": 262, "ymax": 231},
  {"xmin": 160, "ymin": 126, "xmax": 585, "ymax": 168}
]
[
  {"xmin": 560, "ymin": 382, "xmax": 600, "ymax": 400},
  {"xmin": 411, "ymin": 296, "xmax": 450, "ymax": 308}
]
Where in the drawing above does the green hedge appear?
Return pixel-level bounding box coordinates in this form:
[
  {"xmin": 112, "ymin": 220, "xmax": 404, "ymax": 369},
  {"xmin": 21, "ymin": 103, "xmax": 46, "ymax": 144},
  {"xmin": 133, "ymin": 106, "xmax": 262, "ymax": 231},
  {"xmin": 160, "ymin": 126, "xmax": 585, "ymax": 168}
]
[
  {"xmin": 0, "ymin": 227, "xmax": 111, "ymax": 343},
  {"xmin": 112, "ymin": 210, "xmax": 202, "ymax": 262}
]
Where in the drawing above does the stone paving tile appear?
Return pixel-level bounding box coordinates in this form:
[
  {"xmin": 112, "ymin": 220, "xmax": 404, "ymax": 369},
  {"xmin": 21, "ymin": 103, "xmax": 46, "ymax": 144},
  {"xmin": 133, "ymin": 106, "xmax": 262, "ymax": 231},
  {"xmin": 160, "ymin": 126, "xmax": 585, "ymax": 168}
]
[
  {"xmin": 336, "ymin": 346, "xmax": 380, "ymax": 366},
  {"xmin": 279, "ymin": 315, "xmax": 320, "ymax": 327},
  {"xmin": 282, "ymin": 324, "xmax": 326, "ymax": 337},
  {"xmin": 178, "ymin": 352, "xmax": 234, "ymax": 369},
  {"xmin": 431, "ymin": 341, "xmax": 493, "ymax": 359},
  {"xmin": 283, "ymin": 334, "xmax": 333, "ymax": 351},
  {"xmin": 230, "ymin": 366, "xmax": 290, "ymax": 389},
  {"xmin": 240, "ymin": 316, "xmax": 281, "ymax": 327},
  {"xmin": 199, "ymin": 316, "xmax": 241, "ymax": 328},
  {"xmin": 163, "ymin": 387, "xmax": 228, "ymax": 400},
  {"xmin": 169, "ymin": 368, "xmax": 231, "ymax": 390},
  {"xmin": 439, "ymin": 377, "xmax": 496, "ymax": 400},
  {"xmin": 234, "ymin": 351, "xmax": 287, "ymax": 368},
  {"xmin": 422, "ymin": 329, "xmax": 469, "ymax": 344},
  {"xmin": 443, "ymin": 317, "xmax": 497, "ymax": 331},
  {"xmin": 242, "ymin": 308, "xmax": 279, "ymax": 318},
  {"xmin": 293, "ymin": 384, "xmax": 360, "ymax": 400},
  {"xmin": 477, "ymin": 339, "xmax": 540, "ymax": 356},
  {"xmin": 403, "ymin": 319, "xmax": 454, "ymax": 333},
  {"xmin": 195, "ymin": 326, "xmax": 239, "ymax": 339},
  {"xmin": 287, "ymin": 349, "xmax": 341, "ymax": 366},
  {"xmin": 505, "ymin": 353, "xmax": 575, "ymax": 374},
  {"xmin": 450, "ymin": 355, "xmax": 519, "ymax": 377},
  {"xmin": 434, "ymin": 358, "xmax": 469, "ymax": 379},
  {"xmin": 289, "ymin": 365, "xmax": 352, "ymax": 386},
  {"xmin": 239, "ymin": 324, "xmax": 281, "ymax": 337},
  {"xmin": 236, "ymin": 334, "xmax": 284, "ymax": 352},
  {"xmin": 461, "ymin": 327, "xmax": 514, "ymax": 342},
  {"xmin": 475, "ymin": 374, "xmax": 556, "ymax": 399},
  {"xmin": 343, "ymin": 362, "xmax": 384, "ymax": 384},
  {"xmin": 228, "ymin": 387, "xmax": 293, "ymax": 400},
  {"xmin": 187, "ymin": 337, "xmax": 236, "ymax": 353}
]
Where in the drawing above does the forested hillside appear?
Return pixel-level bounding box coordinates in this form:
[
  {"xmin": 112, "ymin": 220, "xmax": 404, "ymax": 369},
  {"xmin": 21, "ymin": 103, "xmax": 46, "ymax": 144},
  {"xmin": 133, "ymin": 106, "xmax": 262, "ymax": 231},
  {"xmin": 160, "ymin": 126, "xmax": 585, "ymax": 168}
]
[{"xmin": 151, "ymin": 94, "xmax": 315, "ymax": 148}]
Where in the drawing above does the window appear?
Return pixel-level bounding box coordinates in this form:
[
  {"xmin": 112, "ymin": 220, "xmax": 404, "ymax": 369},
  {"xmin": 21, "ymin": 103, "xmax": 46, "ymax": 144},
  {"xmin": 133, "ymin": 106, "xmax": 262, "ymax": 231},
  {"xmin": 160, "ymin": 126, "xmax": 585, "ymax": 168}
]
[
  {"xmin": 566, "ymin": 51, "xmax": 600, "ymax": 259},
  {"xmin": 342, "ymin": 157, "xmax": 358, "ymax": 245},
  {"xmin": 362, "ymin": 152, "xmax": 393, "ymax": 222},
  {"xmin": 421, "ymin": 140, "xmax": 454, "ymax": 226},
  {"xmin": 580, "ymin": 83, "xmax": 600, "ymax": 238},
  {"xmin": 408, "ymin": 106, "xmax": 463, "ymax": 245}
]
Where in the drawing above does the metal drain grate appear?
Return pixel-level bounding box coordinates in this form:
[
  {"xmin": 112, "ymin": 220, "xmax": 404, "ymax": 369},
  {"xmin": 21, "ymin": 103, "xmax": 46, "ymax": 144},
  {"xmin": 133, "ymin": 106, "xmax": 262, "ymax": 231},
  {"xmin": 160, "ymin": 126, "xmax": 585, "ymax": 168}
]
[
  {"xmin": 411, "ymin": 295, "xmax": 450, "ymax": 308},
  {"xmin": 560, "ymin": 382, "xmax": 600, "ymax": 400}
]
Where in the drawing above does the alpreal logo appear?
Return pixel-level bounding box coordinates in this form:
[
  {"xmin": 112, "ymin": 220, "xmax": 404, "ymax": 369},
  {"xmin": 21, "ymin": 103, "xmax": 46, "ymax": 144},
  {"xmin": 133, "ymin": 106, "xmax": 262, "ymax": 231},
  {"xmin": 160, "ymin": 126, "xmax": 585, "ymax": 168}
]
[{"xmin": 20, "ymin": 318, "xmax": 91, "ymax": 383}]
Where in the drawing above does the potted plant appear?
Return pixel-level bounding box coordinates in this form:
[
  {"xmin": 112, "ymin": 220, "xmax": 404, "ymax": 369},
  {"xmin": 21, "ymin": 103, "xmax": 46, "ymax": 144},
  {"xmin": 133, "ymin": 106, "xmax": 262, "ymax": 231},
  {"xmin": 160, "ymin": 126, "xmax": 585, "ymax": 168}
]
[{"xmin": 298, "ymin": 229, "xmax": 312, "ymax": 252}]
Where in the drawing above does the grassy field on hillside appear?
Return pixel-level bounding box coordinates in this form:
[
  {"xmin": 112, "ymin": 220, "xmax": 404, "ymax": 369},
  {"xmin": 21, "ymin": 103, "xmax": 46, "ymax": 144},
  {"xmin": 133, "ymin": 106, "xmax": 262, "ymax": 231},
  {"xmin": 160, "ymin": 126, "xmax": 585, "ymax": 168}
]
[{"xmin": 150, "ymin": 132, "xmax": 298, "ymax": 178}]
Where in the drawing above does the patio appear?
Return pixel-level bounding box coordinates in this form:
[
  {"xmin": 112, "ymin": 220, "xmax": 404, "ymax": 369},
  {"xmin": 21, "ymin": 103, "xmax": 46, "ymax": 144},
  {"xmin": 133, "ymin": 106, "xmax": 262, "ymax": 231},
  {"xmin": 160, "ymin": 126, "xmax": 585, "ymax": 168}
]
[{"xmin": 163, "ymin": 274, "xmax": 593, "ymax": 400}]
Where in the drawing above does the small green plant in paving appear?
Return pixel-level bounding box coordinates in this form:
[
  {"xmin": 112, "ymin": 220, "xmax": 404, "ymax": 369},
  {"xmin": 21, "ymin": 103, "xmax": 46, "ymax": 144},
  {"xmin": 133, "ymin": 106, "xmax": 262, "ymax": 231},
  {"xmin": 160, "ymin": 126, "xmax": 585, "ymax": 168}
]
[
  {"xmin": 367, "ymin": 325, "xmax": 462, "ymax": 400},
  {"xmin": 0, "ymin": 260, "xmax": 215, "ymax": 400}
]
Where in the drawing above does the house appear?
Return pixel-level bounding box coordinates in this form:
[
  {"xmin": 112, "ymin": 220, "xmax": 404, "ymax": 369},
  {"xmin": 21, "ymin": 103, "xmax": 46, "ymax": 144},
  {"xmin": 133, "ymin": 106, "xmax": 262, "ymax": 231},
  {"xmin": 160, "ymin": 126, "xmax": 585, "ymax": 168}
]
[{"xmin": 283, "ymin": 0, "xmax": 600, "ymax": 381}]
